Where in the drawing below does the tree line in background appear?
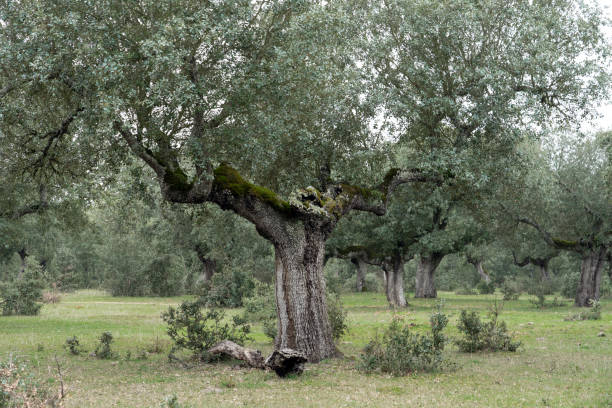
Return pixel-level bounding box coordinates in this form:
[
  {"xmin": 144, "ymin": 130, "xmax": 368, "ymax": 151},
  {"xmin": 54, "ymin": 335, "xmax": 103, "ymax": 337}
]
[{"xmin": 1, "ymin": 0, "xmax": 611, "ymax": 361}]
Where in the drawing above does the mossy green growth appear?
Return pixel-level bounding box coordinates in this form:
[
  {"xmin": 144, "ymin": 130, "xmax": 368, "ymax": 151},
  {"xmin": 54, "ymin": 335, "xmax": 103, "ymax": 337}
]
[
  {"xmin": 382, "ymin": 168, "xmax": 401, "ymax": 189},
  {"xmin": 340, "ymin": 183, "xmax": 383, "ymax": 201},
  {"xmin": 213, "ymin": 164, "xmax": 293, "ymax": 214},
  {"xmin": 552, "ymin": 237, "xmax": 578, "ymax": 250},
  {"xmin": 163, "ymin": 167, "xmax": 193, "ymax": 192}
]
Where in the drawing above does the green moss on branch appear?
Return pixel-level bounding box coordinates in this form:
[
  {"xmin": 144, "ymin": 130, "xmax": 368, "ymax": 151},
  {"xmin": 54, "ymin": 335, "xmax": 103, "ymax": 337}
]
[
  {"xmin": 552, "ymin": 238, "xmax": 578, "ymax": 250},
  {"xmin": 213, "ymin": 164, "xmax": 293, "ymax": 214}
]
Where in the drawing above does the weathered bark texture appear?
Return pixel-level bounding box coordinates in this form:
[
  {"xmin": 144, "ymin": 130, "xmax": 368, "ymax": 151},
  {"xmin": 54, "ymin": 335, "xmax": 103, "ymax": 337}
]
[
  {"xmin": 415, "ymin": 254, "xmax": 443, "ymax": 298},
  {"xmin": 207, "ymin": 341, "xmax": 307, "ymax": 377},
  {"xmin": 382, "ymin": 257, "xmax": 407, "ymax": 307},
  {"xmin": 351, "ymin": 258, "xmax": 367, "ymax": 292},
  {"xmin": 273, "ymin": 223, "xmax": 335, "ymax": 363},
  {"xmin": 208, "ymin": 340, "xmax": 265, "ymax": 368},
  {"xmin": 575, "ymin": 249, "xmax": 606, "ymax": 307}
]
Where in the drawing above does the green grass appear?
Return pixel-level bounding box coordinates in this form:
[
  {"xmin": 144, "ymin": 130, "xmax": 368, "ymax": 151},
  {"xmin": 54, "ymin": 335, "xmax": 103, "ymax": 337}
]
[{"xmin": 1, "ymin": 290, "xmax": 611, "ymax": 407}]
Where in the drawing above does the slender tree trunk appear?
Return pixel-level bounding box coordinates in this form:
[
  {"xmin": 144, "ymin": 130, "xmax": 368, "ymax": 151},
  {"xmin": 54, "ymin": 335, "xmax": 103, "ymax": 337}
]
[
  {"xmin": 195, "ymin": 245, "xmax": 216, "ymax": 283},
  {"xmin": 575, "ymin": 248, "xmax": 606, "ymax": 307},
  {"xmin": 352, "ymin": 258, "xmax": 367, "ymax": 292},
  {"xmin": 474, "ymin": 260, "xmax": 490, "ymax": 283},
  {"xmin": 415, "ymin": 253, "xmax": 443, "ymax": 298},
  {"xmin": 539, "ymin": 264, "xmax": 550, "ymax": 281},
  {"xmin": 391, "ymin": 257, "xmax": 407, "ymax": 307},
  {"xmin": 382, "ymin": 265, "xmax": 393, "ymax": 304},
  {"xmin": 17, "ymin": 248, "xmax": 27, "ymax": 280},
  {"xmin": 273, "ymin": 223, "xmax": 335, "ymax": 363}
]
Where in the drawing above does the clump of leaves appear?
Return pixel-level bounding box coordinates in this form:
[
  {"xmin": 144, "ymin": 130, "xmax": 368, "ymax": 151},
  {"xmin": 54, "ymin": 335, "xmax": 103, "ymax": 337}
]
[
  {"xmin": 358, "ymin": 302, "xmax": 450, "ymax": 376},
  {"xmin": 455, "ymin": 301, "xmax": 521, "ymax": 352},
  {"xmin": 0, "ymin": 355, "xmax": 62, "ymax": 407},
  {"xmin": 564, "ymin": 299, "xmax": 602, "ymax": 321},
  {"xmin": 0, "ymin": 261, "xmax": 45, "ymax": 316},
  {"xmin": 161, "ymin": 300, "xmax": 251, "ymax": 361},
  {"xmin": 500, "ymin": 282, "xmax": 520, "ymax": 301},
  {"xmin": 94, "ymin": 331, "xmax": 116, "ymax": 359},
  {"xmin": 64, "ymin": 336, "xmax": 84, "ymax": 356}
]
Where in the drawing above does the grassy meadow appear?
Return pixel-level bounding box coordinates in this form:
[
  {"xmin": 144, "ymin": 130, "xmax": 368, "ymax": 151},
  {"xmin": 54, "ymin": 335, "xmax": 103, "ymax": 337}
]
[{"xmin": 1, "ymin": 290, "xmax": 611, "ymax": 407}]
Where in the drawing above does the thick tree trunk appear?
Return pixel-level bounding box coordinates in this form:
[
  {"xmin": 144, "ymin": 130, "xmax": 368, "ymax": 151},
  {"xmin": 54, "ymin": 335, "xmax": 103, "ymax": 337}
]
[
  {"xmin": 352, "ymin": 258, "xmax": 367, "ymax": 292},
  {"xmin": 273, "ymin": 224, "xmax": 335, "ymax": 363},
  {"xmin": 575, "ymin": 249, "xmax": 606, "ymax": 307},
  {"xmin": 415, "ymin": 254, "xmax": 443, "ymax": 298}
]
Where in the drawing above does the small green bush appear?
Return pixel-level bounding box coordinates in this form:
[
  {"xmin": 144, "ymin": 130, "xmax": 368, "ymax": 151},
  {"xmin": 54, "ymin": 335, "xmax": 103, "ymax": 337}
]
[
  {"xmin": 327, "ymin": 292, "xmax": 349, "ymax": 342},
  {"xmin": 560, "ymin": 272, "xmax": 580, "ymax": 299},
  {"xmin": 455, "ymin": 302, "xmax": 521, "ymax": 352},
  {"xmin": 358, "ymin": 303, "xmax": 450, "ymax": 376},
  {"xmin": 0, "ymin": 261, "xmax": 44, "ymax": 316},
  {"xmin": 476, "ymin": 281, "xmax": 495, "ymax": 295},
  {"xmin": 162, "ymin": 301, "xmax": 251, "ymax": 361},
  {"xmin": 454, "ymin": 287, "xmax": 477, "ymax": 295},
  {"xmin": 500, "ymin": 282, "xmax": 520, "ymax": 301},
  {"xmin": 565, "ymin": 299, "xmax": 602, "ymax": 321},
  {"xmin": 64, "ymin": 336, "xmax": 84, "ymax": 355},
  {"xmin": 94, "ymin": 331, "xmax": 116, "ymax": 359}
]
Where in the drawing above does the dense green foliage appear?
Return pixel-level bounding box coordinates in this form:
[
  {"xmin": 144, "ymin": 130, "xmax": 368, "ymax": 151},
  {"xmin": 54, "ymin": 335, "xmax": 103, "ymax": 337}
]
[
  {"xmin": 455, "ymin": 305, "xmax": 521, "ymax": 352},
  {"xmin": 358, "ymin": 305, "xmax": 449, "ymax": 376},
  {"xmin": 162, "ymin": 301, "xmax": 251, "ymax": 361}
]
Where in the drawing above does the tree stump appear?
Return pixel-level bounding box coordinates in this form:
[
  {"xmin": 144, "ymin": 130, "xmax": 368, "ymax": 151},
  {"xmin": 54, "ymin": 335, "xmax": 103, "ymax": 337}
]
[
  {"xmin": 264, "ymin": 348, "xmax": 307, "ymax": 377},
  {"xmin": 208, "ymin": 341, "xmax": 308, "ymax": 377}
]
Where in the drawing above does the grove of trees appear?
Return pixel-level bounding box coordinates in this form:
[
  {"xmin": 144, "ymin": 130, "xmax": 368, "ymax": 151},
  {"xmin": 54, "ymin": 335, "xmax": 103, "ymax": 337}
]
[{"xmin": 1, "ymin": 0, "xmax": 611, "ymax": 362}]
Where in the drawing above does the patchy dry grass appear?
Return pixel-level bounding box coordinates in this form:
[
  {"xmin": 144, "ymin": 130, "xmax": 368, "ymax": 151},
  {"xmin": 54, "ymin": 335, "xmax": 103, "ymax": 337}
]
[{"xmin": 1, "ymin": 290, "xmax": 611, "ymax": 407}]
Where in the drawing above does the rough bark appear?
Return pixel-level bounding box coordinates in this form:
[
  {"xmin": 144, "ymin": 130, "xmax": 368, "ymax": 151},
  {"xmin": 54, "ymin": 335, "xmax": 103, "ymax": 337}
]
[
  {"xmin": 273, "ymin": 222, "xmax": 335, "ymax": 363},
  {"xmin": 351, "ymin": 257, "xmax": 367, "ymax": 292},
  {"xmin": 264, "ymin": 348, "xmax": 308, "ymax": 377},
  {"xmin": 207, "ymin": 341, "xmax": 307, "ymax": 377},
  {"xmin": 415, "ymin": 254, "xmax": 443, "ymax": 298},
  {"xmin": 381, "ymin": 257, "xmax": 407, "ymax": 307},
  {"xmin": 575, "ymin": 249, "xmax": 607, "ymax": 307}
]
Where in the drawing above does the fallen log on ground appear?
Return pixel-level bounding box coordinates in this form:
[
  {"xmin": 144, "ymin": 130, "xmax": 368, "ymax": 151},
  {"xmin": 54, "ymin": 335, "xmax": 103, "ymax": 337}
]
[{"xmin": 208, "ymin": 340, "xmax": 307, "ymax": 377}]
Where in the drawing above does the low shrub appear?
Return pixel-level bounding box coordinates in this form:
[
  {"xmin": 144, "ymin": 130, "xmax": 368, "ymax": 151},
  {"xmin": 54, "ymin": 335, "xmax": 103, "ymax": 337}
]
[
  {"xmin": 94, "ymin": 331, "xmax": 116, "ymax": 359},
  {"xmin": 0, "ymin": 355, "xmax": 62, "ymax": 407},
  {"xmin": 564, "ymin": 299, "xmax": 602, "ymax": 321},
  {"xmin": 64, "ymin": 336, "xmax": 84, "ymax": 355},
  {"xmin": 560, "ymin": 272, "xmax": 580, "ymax": 299},
  {"xmin": 455, "ymin": 301, "xmax": 521, "ymax": 352},
  {"xmin": 0, "ymin": 261, "xmax": 45, "ymax": 316},
  {"xmin": 42, "ymin": 290, "xmax": 62, "ymax": 304},
  {"xmin": 500, "ymin": 282, "xmax": 520, "ymax": 301},
  {"xmin": 476, "ymin": 281, "xmax": 495, "ymax": 295},
  {"xmin": 162, "ymin": 300, "xmax": 251, "ymax": 361},
  {"xmin": 327, "ymin": 292, "xmax": 349, "ymax": 342},
  {"xmin": 358, "ymin": 303, "xmax": 450, "ymax": 376}
]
